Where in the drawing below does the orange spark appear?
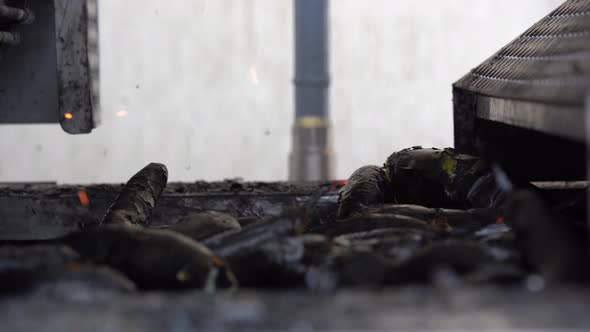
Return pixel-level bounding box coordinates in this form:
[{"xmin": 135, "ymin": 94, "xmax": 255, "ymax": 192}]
[
  {"xmin": 64, "ymin": 113, "xmax": 74, "ymax": 119},
  {"xmin": 64, "ymin": 262, "xmax": 82, "ymax": 272},
  {"xmin": 249, "ymin": 66, "xmax": 259, "ymax": 85},
  {"xmin": 330, "ymin": 180, "xmax": 349, "ymax": 190},
  {"xmin": 77, "ymin": 190, "xmax": 90, "ymax": 207},
  {"xmin": 115, "ymin": 110, "xmax": 128, "ymax": 118}
]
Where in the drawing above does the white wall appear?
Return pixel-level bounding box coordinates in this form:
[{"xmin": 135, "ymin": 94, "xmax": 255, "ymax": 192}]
[{"xmin": 0, "ymin": 0, "xmax": 564, "ymax": 184}]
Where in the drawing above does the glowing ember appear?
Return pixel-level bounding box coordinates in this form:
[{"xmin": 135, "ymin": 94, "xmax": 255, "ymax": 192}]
[
  {"xmin": 64, "ymin": 113, "xmax": 74, "ymax": 120},
  {"xmin": 64, "ymin": 262, "xmax": 82, "ymax": 272},
  {"xmin": 115, "ymin": 110, "xmax": 128, "ymax": 118},
  {"xmin": 77, "ymin": 190, "xmax": 90, "ymax": 207},
  {"xmin": 249, "ymin": 66, "xmax": 259, "ymax": 85},
  {"xmin": 496, "ymin": 216, "xmax": 505, "ymax": 224},
  {"xmin": 330, "ymin": 180, "xmax": 349, "ymax": 189}
]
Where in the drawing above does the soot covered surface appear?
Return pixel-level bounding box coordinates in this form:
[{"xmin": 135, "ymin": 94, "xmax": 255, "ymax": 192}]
[{"xmin": 1, "ymin": 175, "xmax": 589, "ymax": 331}]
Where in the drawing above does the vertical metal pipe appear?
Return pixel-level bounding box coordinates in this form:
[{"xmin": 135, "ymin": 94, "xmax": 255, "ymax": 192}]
[
  {"xmin": 289, "ymin": 0, "xmax": 333, "ymax": 181},
  {"xmin": 586, "ymin": 93, "xmax": 590, "ymax": 256}
]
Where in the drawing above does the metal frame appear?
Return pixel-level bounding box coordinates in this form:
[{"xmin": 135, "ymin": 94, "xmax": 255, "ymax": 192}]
[
  {"xmin": 476, "ymin": 95, "xmax": 585, "ymax": 142},
  {"xmin": 0, "ymin": 0, "xmax": 99, "ymax": 134}
]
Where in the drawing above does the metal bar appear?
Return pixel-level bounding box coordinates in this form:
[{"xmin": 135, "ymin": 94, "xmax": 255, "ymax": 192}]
[
  {"xmin": 289, "ymin": 0, "xmax": 332, "ymax": 181},
  {"xmin": 56, "ymin": 0, "xmax": 98, "ymax": 134},
  {"xmin": 294, "ymin": 0, "xmax": 329, "ymax": 118},
  {"xmin": 531, "ymin": 181, "xmax": 589, "ymax": 190},
  {"xmin": 476, "ymin": 95, "xmax": 585, "ymax": 142}
]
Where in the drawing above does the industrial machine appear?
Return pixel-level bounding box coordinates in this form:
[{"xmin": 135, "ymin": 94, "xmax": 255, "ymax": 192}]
[
  {"xmin": 1, "ymin": 1, "xmax": 590, "ymax": 331},
  {"xmin": 453, "ymin": 0, "xmax": 590, "ymax": 247},
  {"xmin": 453, "ymin": 0, "xmax": 590, "ymax": 182},
  {"xmin": 0, "ymin": 0, "xmax": 98, "ymax": 133}
]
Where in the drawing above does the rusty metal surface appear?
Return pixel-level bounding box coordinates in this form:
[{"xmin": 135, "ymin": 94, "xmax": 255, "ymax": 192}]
[{"xmin": 455, "ymin": 0, "xmax": 590, "ymax": 107}]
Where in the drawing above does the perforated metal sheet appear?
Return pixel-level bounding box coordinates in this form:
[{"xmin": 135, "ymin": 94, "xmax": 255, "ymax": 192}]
[{"xmin": 455, "ymin": 0, "xmax": 590, "ymax": 106}]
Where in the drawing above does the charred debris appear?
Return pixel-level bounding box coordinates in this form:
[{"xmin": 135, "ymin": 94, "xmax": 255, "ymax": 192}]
[{"xmin": 1, "ymin": 147, "xmax": 589, "ymax": 295}]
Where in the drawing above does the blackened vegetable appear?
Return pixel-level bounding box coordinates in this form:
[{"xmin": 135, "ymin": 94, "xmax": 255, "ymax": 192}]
[
  {"xmin": 101, "ymin": 163, "xmax": 168, "ymax": 227},
  {"xmin": 63, "ymin": 226, "xmax": 234, "ymax": 290}
]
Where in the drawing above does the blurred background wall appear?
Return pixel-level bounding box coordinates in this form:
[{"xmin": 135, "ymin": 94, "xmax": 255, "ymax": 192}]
[{"xmin": 0, "ymin": 0, "xmax": 564, "ymax": 183}]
